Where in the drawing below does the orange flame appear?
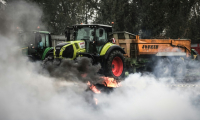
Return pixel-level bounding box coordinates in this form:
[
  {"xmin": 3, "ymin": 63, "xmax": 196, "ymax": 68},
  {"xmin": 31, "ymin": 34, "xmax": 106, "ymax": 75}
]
[
  {"xmin": 87, "ymin": 81, "xmax": 101, "ymax": 94},
  {"xmin": 90, "ymin": 85, "xmax": 101, "ymax": 93},
  {"xmin": 94, "ymin": 98, "xmax": 98, "ymax": 105},
  {"xmin": 102, "ymin": 77, "xmax": 120, "ymax": 87},
  {"xmin": 87, "ymin": 81, "xmax": 91, "ymax": 86},
  {"xmin": 87, "ymin": 77, "xmax": 121, "ymax": 94}
]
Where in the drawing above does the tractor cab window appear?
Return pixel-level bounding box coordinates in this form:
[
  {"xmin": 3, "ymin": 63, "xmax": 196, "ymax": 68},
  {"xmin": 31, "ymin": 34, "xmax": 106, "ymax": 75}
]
[
  {"xmin": 19, "ymin": 32, "xmax": 35, "ymax": 47},
  {"xmin": 74, "ymin": 27, "xmax": 95, "ymax": 53},
  {"xmin": 95, "ymin": 27, "xmax": 107, "ymax": 53},
  {"xmin": 40, "ymin": 34, "xmax": 45, "ymax": 49},
  {"xmin": 74, "ymin": 27, "xmax": 94, "ymax": 41},
  {"xmin": 96, "ymin": 28, "xmax": 107, "ymax": 42},
  {"xmin": 36, "ymin": 33, "xmax": 45, "ymax": 49},
  {"xmin": 41, "ymin": 34, "xmax": 45, "ymax": 45},
  {"xmin": 45, "ymin": 34, "xmax": 50, "ymax": 47}
]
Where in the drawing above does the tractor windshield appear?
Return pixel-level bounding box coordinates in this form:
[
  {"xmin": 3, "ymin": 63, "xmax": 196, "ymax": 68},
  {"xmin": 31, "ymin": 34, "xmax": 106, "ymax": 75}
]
[
  {"xmin": 18, "ymin": 32, "xmax": 35, "ymax": 47},
  {"xmin": 74, "ymin": 27, "xmax": 94, "ymax": 41}
]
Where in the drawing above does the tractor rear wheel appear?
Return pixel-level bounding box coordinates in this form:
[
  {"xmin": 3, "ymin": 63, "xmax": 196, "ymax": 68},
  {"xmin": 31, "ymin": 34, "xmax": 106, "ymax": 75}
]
[{"xmin": 106, "ymin": 50, "xmax": 125, "ymax": 80}]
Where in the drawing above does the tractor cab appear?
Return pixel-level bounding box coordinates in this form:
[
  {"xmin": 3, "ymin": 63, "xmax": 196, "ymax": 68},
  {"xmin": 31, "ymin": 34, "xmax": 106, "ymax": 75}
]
[
  {"xmin": 67, "ymin": 24, "xmax": 112, "ymax": 54},
  {"xmin": 19, "ymin": 30, "xmax": 52, "ymax": 60}
]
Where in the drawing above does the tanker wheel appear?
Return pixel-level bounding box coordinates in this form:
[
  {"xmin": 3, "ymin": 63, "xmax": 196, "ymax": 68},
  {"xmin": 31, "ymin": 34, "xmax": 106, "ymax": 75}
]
[{"xmin": 106, "ymin": 50, "xmax": 125, "ymax": 80}]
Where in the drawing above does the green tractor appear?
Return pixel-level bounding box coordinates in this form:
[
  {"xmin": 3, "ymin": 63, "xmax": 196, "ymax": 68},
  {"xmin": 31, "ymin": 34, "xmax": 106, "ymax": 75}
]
[
  {"xmin": 47, "ymin": 24, "xmax": 126, "ymax": 79},
  {"xmin": 19, "ymin": 30, "xmax": 54, "ymax": 61}
]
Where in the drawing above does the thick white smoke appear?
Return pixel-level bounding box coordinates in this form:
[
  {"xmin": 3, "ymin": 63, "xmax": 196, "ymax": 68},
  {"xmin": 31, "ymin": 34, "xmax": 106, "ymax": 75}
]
[
  {"xmin": 95, "ymin": 74, "xmax": 200, "ymax": 120},
  {"xmin": 0, "ymin": 1, "xmax": 200, "ymax": 120},
  {"xmin": 0, "ymin": 0, "xmax": 6, "ymax": 5},
  {"xmin": 0, "ymin": 35, "xmax": 95, "ymax": 120}
]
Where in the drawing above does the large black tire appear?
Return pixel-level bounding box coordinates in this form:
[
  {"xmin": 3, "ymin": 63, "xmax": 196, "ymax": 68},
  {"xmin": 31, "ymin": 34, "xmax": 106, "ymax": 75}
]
[
  {"xmin": 42, "ymin": 55, "xmax": 54, "ymax": 69},
  {"xmin": 105, "ymin": 50, "xmax": 125, "ymax": 80}
]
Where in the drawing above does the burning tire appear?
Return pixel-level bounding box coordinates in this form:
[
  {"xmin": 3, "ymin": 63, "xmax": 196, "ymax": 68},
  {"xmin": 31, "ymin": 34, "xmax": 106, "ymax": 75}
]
[{"xmin": 106, "ymin": 50, "xmax": 125, "ymax": 79}]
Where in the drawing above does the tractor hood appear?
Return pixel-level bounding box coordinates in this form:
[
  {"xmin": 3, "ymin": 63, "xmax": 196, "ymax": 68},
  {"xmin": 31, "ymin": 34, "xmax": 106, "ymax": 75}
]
[{"xmin": 54, "ymin": 41, "xmax": 86, "ymax": 59}]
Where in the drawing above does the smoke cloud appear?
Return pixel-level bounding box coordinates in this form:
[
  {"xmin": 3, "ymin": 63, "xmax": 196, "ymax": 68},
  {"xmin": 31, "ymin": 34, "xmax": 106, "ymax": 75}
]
[
  {"xmin": 44, "ymin": 57, "xmax": 103, "ymax": 84},
  {"xmin": 95, "ymin": 74, "xmax": 200, "ymax": 120},
  {"xmin": 0, "ymin": 1, "xmax": 200, "ymax": 120},
  {"xmin": 0, "ymin": 0, "xmax": 45, "ymax": 36}
]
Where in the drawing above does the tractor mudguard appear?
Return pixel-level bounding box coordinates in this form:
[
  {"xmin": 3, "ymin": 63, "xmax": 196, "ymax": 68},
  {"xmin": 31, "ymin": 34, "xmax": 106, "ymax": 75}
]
[
  {"xmin": 104, "ymin": 45, "xmax": 126, "ymax": 60},
  {"xmin": 100, "ymin": 43, "xmax": 114, "ymax": 56},
  {"xmin": 42, "ymin": 47, "xmax": 54, "ymax": 60}
]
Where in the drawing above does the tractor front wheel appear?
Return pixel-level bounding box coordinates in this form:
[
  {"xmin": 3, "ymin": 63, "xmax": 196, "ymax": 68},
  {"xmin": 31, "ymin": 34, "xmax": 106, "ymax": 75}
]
[
  {"xmin": 106, "ymin": 50, "xmax": 125, "ymax": 80},
  {"xmin": 42, "ymin": 55, "xmax": 54, "ymax": 69}
]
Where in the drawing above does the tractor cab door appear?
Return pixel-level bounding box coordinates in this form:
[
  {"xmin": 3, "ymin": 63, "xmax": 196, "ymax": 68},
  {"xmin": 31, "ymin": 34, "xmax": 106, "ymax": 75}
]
[
  {"xmin": 35, "ymin": 33, "xmax": 51, "ymax": 59},
  {"xmin": 95, "ymin": 27, "xmax": 108, "ymax": 54},
  {"xmin": 74, "ymin": 27, "xmax": 96, "ymax": 53},
  {"xmin": 36, "ymin": 33, "xmax": 50, "ymax": 49}
]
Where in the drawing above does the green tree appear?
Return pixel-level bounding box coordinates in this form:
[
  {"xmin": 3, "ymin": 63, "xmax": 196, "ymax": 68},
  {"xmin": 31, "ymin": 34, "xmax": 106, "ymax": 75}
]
[
  {"xmin": 29, "ymin": 0, "xmax": 98, "ymax": 34},
  {"xmin": 6, "ymin": 0, "xmax": 200, "ymax": 42},
  {"xmin": 137, "ymin": 0, "xmax": 167, "ymax": 38},
  {"xmin": 164, "ymin": 0, "xmax": 196, "ymax": 39},
  {"xmin": 187, "ymin": 1, "xmax": 200, "ymax": 43},
  {"xmin": 95, "ymin": 0, "xmax": 139, "ymax": 33}
]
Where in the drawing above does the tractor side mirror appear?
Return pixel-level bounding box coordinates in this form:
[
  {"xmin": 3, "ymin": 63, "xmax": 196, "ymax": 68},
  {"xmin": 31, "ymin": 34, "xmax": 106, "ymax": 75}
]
[
  {"xmin": 65, "ymin": 31, "xmax": 68, "ymax": 38},
  {"xmin": 109, "ymin": 38, "xmax": 116, "ymax": 44},
  {"xmin": 65, "ymin": 30, "xmax": 71, "ymax": 41},
  {"xmin": 73, "ymin": 32, "xmax": 76, "ymax": 37}
]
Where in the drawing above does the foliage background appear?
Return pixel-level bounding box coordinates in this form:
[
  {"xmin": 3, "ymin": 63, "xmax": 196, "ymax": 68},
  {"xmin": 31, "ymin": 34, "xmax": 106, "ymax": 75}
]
[{"xmin": 4, "ymin": 0, "xmax": 200, "ymax": 43}]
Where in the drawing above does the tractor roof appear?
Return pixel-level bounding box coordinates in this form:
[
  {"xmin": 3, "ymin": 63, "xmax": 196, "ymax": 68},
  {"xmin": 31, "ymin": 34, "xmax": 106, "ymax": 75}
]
[
  {"xmin": 18, "ymin": 30, "xmax": 51, "ymax": 34},
  {"xmin": 73, "ymin": 24, "xmax": 112, "ymax": 28},
  {"xmin": 33, "ymin": 30, "xmax": 51, "ymax": 34}
]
